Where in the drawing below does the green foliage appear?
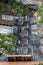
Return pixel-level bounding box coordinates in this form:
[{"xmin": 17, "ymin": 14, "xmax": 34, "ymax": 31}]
[
  {"xmin": 39, "ymin": 17, "xmax": 43, "ymax": 23},
  {"xmin": 37, "ymin": 4, "xmax": 43, "ymax": 23},
  {"xmin": 37, "ymin": 6, "xmax": 43, "ymax": 16},
  {"xmin": 0, "ymin": 0, "xmax": 29, "ymax": 16},
  {"xmin": 8, "ymin": 0, "xmax": 17, "ymax": 5},
  {"xmin": 0, "ymin": 33, "xmax": 19, "ymax": 54}
]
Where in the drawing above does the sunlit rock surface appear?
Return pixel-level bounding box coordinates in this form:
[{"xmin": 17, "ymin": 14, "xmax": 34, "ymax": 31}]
[{"xmin": 22, "ymin": 0, "xmax": 42, "ymax": 6}]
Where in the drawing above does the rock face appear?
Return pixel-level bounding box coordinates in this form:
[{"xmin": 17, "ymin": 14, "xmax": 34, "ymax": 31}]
[
  {"xmin": 22, "ymin": 0, "xmax": 42, "ymax": 6},
  {"xmin": 0, "ymin": 15, "xmax": 41, "ymax": 61},
  {"xmin": 26, "ymin": 4, "xmax": 38, "ymax": 11},
  {"xmin": 13, "ymin": 16, "xmax": 31, "ymax": 55},
  {"xmin": 22, "ymin": 0, "xmax": 36, "ymax": 4},
  {"xmin": 13, "ymin": 12, "xmax": 39, "ymax": 57},
  {"xmin": 0, "ymin": 12, "xmax": 39, "ymax": 61},
  {"xmin": 0, "ymin": 25, "xmax": 13, "ymax": 34},
  {"xmin": 0, "ymin": 55, "xmax": 8, "ymax": 61}
]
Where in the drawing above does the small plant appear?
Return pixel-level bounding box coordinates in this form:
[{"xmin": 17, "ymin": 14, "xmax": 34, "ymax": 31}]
[
  {"xmin": 0, "ymin": 33, "xmax": 19, "ymax": 54},
  {"xmin": 37, "ymin": 3, "xmax": 43, "ymax": 23}
]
